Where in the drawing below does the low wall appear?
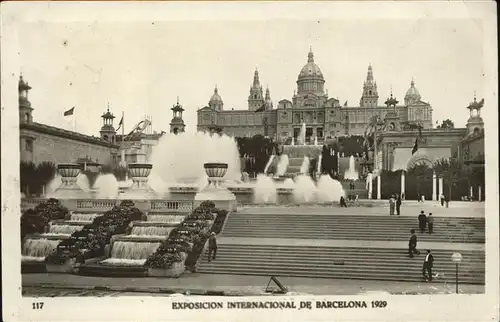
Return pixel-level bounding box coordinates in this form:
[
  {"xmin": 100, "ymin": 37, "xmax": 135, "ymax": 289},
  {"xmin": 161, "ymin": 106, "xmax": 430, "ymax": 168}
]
[{"xmin": 21, "ymin": 198, "xmax": 194, "ymax": 214}]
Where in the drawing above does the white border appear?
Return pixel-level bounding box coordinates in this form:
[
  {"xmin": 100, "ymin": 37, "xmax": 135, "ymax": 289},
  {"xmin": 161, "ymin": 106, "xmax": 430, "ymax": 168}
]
[{"xmin": 1, "ymin": 1, "xmax": 498, "ymax": 321}]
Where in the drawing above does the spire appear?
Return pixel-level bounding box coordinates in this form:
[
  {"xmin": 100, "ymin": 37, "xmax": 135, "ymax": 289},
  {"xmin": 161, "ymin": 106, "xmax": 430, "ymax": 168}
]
[
  {"xmin": 308, "ymin": 46, "xmax": 314, "ymax": 63},
  {"xmin": 366, "ymin": 64, "xmax": 374, "ymax": 82},
  {"xmin": 214, "ymin": 84, "xmax": 218, "ymax": 94},
  {"xmin": 253, "ymin": 68, "xmax": 260, "ymax": 87},
  {"xmin": 411, "ymin": 77, "xmax": 415, "ymax": 87},
  {"xmin": 265, "ymin": 86, "xmax": 271, "ymax": 100},
  {"xmin": 177, "ymin": 96, "xmax": 179, "ymax": 104}
]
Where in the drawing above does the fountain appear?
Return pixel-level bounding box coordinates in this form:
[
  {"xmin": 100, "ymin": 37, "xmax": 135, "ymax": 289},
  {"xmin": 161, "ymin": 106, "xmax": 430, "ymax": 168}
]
[
  {"xmin": 317, "ymin": 154, "xmax": 322, "ymax": 175},
  {"xmin": 291, "ymin": 137, "xmax": 295, "ymax": 146},
  {"xmin": 313, "ymin": 136, "xmax": 318, "ymax": 146},
  {"xmin": 93, "ymin": 173, "xmax": 119, "ymax": 199},
  {"xmin": 194, "ymin": 163, "xmax": 236, "ymax": 211},
  {"xmin": 299, "ymin": 156, "xmax": 310, "ymax": 175},
  {"xmin": 293, "ymin": 175, "xmax": 317, "ymax": 203},
  {"xmin": 253, "ymin": 174, "xmax": 277, "ymax": 204},
  {"xmin": 51, "ymin": 163, "xmax": 90, "ymax": 199},
  {"xmin": 22, "ymin": 238, "xmax": 62, "ymax": 262},
  {"xmin": 263, "ymin": 155, "xmax": 275, "ymax": 175},
  {"xmin": 276, "ymin": 154, "xmax": 289, "ymax": 177},
  {"xmin": 344, "ymin": 155, "xmax": 359, "ymax": 180},
  {"xmin": 100, "ymin": 240, "xmax": 163, "ymax": 266},
  {"xmin": 298, "ymin": 122, "xmax": 306, "ymax": 145}
]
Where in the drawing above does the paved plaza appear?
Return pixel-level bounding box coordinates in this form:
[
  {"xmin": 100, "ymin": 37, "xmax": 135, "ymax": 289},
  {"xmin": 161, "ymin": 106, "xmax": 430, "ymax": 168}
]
[{"xmin": 23, "ymin": 273, "xmax": 484, "ymax": 296}]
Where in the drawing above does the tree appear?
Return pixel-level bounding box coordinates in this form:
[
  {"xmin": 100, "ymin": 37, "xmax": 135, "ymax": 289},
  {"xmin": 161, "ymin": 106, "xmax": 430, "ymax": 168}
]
[
  {"xmin": 35, "ymin": 161, "xmax": 57, "ymax": 195},
  {"xmin": 437, "ymin": 119, "xmax": 455, "ymax": 129},
  {"xmin": 20, "ymin": 161, "xmax": 37, "ymax": 196},
  {"xmin": 433, "ymin": 157, "xmax": 462, "ymax": 200}
]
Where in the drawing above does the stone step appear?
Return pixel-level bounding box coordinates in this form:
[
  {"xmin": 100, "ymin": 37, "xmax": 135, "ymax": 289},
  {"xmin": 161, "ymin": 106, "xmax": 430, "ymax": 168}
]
[
  {"xmin": 197, "ymin": 267, "xmax": 484, "ymax": 284},
  {"xmin": 197, "ymin": 245, "xmax": 484, "ymax": 284},
  {"xmin": 78, "ymin": 264, "xmax": 147, "ymax": 277}
]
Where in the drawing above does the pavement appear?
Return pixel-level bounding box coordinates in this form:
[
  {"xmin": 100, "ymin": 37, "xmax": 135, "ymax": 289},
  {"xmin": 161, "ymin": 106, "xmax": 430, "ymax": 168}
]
[
  {"xmin": 237, "ymin": 202, "xmax": 485, "ymax": 218},
  {"xmin": 22, "ymin": 273, "xmax": 484, "ymax": 296},
  {"xmin": 217, "ymin": 237, "xmax": 485, "ymax": 251}
]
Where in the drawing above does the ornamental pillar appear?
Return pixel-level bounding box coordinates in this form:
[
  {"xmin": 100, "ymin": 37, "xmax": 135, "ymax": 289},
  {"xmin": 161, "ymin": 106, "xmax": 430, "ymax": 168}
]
[
  {"xmin": 432, "ymin": 171, "xmax": 437, "ymax": 201},
  {"xmin": 479, "ymin": 186, "xmax": 482, "ymax": 201},
  {"xmin": 376, "ymin": 174, "xmax": 381, "ymax": 200},
  {"xmin": 400, "ymin": 171, "xmax": 405, "ymax": 197},
  {"xmin": 438, "ymin": 177, "xmax": 443, "ymax": 199}
]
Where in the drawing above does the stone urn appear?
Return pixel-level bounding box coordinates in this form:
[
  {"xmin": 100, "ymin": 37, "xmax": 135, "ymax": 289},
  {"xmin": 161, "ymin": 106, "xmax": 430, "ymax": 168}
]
[
  {"xmin": 128, "ymin": 163, "xmax": 153, "ymax": 189},
  {"xmin": 53, "ymin": 163, "xmax": 88, "ymax": 198},
  {"xmin": 203, "ymin": 163, "xmax": 228, "ymax": 188},
  {"xmin": 194, "ymin": 163, "xmax": 236, "ymax": 212}
]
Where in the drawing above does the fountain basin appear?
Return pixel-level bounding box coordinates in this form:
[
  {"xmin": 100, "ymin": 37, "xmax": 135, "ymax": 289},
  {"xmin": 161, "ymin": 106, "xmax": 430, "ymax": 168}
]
[
  {"xmin": 128, "ymin": 163, "xmax": 153, "ymax": 178},
  {"xmin": 57, "ymin": 163, "xmax": 81, "ymax": 177},
  {"xmin": 204, "ymin": 163, "xmax": 228, "ymax": 178}
]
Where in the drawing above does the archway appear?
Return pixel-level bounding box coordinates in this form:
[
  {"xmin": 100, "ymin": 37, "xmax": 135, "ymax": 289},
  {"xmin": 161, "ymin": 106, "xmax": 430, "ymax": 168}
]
[{"xmin": 405, "ymin": 154, "xmax": 434, "ymax": 201}]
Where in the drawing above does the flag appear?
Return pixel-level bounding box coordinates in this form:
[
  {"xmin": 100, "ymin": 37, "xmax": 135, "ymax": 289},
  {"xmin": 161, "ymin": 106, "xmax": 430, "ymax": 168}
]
[
  {"xmin": 411, "ymin": 138, "xmax": 419, "ymax": 155},
  {"xmin": 64, "ymin": 107, "xmax": 75, "ymax": 116},
  {"xmin": 344, "ymin": 101, "xmax": 348, "ymax": 107},
  {"xmin": 116, "ymin": 116, "xmax": 123, "ymax": 131},
  {"xmin": 412, "ymin": 125, "xmax": 423, "ymax": 155}
]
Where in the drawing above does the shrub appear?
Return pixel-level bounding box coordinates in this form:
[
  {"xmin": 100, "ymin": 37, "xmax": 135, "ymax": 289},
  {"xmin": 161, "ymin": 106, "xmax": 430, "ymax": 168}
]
[
  {"xmin": 21, "ymin": 198, "xmax": 69, "ymax": 240},
  {"xmin": 144, "ymin": 252, "xmax": 183, "ymax": 269}
]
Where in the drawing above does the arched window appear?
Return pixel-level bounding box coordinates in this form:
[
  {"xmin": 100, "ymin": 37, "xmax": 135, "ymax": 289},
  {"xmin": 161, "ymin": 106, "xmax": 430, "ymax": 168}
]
[
  {"xmin": 25, "ymin": 113, "xmax": 30, "ymax": 122},
  {"xmin": 103, "ymin": 135, "xmax": 108, "ymax": 141},
  {"xmin": 369, "ymin": 90, "xmax": 372, "ymax": 95}
]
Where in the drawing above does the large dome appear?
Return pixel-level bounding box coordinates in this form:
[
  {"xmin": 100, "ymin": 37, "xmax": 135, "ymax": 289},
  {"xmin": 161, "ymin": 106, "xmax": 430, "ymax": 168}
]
[
  {"xmin": 209, "ymin": 86, "xmax": 223, "ymax": 104},
  {"xmin": 405, "ymin": 80, "xmax": 421, "ymax": 100},
  {"xmin": 298, "ymin": 50, "xmax": 324, "ymax": 81}
]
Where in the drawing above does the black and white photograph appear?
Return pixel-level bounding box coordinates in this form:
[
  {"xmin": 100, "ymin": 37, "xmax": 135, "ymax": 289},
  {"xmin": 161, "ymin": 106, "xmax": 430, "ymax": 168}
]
[{"xmin": 1, "ymin": 1, "xmax": 498, "ymax": 321}]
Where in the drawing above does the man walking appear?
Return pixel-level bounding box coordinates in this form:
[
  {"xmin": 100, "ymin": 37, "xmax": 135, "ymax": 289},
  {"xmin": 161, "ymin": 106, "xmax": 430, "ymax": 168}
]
[
  {"xmin": 208, "ymin": 232, "xmax": 218, "ymax": 262},
  {"xmin": 408, "ymin": 229, "xmax": 420, "ymax": 258},
  {"xmin": 422, "ymin": 249, "xmax": 434, "ymax": 281},
  {"xmin": 427, "ymin": 213, "xmax": 434, "ymax": 234},
  {"xmin": 396, "ymin": 194, "xmax": 402, "ymax": 215},
  {"xmin": 418, "ymin": 211, "xmax": 427, "ymax": 234}
]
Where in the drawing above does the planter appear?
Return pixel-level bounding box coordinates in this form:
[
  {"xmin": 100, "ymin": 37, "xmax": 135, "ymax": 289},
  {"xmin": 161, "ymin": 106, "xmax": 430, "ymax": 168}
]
[
  {"xmin": 147, "ymin": 262, "xmax": 185, "ymax": 278},
  {"xmin": 45, "ymin": 258, "xmax": 76, "ymax": 274}
]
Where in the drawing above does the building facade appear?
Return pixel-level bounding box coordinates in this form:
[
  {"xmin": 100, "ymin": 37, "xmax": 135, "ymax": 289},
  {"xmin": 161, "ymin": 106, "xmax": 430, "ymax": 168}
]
[
  {"xmin": 197, "ymin": 49, "xmax": 433, "ymax": 142},
  {"xmin": 18, "ymin": 76, "xmax": 163, "ymax": 167}
]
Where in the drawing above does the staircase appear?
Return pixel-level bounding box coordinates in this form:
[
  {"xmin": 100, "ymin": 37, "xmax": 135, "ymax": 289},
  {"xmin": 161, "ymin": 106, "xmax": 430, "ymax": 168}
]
[
  {"xmin": 221, "ymin": 213, "xmax": 485, "ymax": 243},
  {"xmin": 198, "ymin": 244, "xmax": 484, "ymax": 284},
  {"xmin": 197, "ymin": 211, "xmax": 485, "ymax": 284}
]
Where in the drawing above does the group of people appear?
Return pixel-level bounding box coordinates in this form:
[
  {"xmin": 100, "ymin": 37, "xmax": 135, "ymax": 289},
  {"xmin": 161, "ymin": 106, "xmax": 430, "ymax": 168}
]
[
  {"xmin": 408, "ymin": 229, "xmax": 435, "ymax": 282},
  {"xmin": 339, "ymin": 194, "xmax": 359, "ymax": 207},
  {"xmin": 418, "ymin": 210, "xmax": 434, "ymax": 234},
  {"xmin": 388, "ymin": 194, "xmax": 402, "ymax": 215}
]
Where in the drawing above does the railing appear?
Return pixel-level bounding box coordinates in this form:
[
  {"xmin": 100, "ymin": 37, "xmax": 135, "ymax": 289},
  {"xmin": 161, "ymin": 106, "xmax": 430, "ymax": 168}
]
[
  {"xmin": 21, "ymin": 198, "xmax": 194, "ymax": 214},
  {"xmin": 150, "ymin": 200, "xmax": 194, "ymax": 213}
]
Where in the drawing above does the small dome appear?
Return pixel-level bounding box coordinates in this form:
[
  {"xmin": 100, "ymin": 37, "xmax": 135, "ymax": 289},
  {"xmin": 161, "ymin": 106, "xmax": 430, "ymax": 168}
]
[
  {"xmin": 405, "ymin": 79, "xmax": 421, "ymax": 100},
  {"xmin": 209, "ymin": 86, "xmax": 223, "ymax": 104},
  {"xmin": 298, "ymin": 49, "xmax": 324, "ymax": 80}
]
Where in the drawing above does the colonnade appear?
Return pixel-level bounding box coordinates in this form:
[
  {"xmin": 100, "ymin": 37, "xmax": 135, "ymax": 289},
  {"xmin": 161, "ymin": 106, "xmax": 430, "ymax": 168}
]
[{"xmin": 367, "ymin": 170, "xmax": 483, "ymax": 201}]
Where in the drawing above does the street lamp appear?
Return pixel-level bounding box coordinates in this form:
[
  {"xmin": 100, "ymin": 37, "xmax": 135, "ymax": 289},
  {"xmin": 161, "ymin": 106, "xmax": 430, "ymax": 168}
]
[{"xmin": 451, "ymin": 252, "xmax": 463, "ymax": 294}]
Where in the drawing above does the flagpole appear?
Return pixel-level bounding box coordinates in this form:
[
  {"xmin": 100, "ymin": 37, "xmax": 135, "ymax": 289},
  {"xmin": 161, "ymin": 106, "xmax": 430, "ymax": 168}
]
[{"xmin": 73, "ymin": 108, "xmax": 76, "ymax": 132}]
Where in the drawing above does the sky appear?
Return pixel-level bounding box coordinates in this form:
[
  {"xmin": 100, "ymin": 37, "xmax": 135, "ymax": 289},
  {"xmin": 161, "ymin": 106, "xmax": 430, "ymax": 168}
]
[{"xmin": 17, "ymin": 17, "xmax": 486, "ymax": 136}]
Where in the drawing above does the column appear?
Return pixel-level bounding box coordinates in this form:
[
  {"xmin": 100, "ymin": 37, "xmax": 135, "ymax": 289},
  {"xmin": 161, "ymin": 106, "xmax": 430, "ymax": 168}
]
[
  {"xmin": 438, "ymin": 177, "xmax": 443, "ymax": 199},
  {"xmin": 432, "ymin": 171, "xmax": 437, "ymax": 201},
  {"xmin": 479, "ymin": 186, "xmax": 482, "ymax": 201},
  {"xmin": 368, "ymin": 173, "xmax": 373, "ymax": 199},
  {"xmin": 469, "ymin": 186, "xmax": 473, "ymax": 200},
  {"xmin": 400, "ymin": 171, "xmax": 405, "ymax": 197},
  {"xmin": 377, "ymin": 174, "xmax": 381, "ymax": 200}
]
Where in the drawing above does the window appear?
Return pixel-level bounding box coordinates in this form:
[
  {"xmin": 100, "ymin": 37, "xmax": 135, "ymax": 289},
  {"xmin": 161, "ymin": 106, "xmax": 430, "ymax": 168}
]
[
  {"xmin": 25, "ymin": 139, "xmax": 33, "ymax": 152},
  {"xmin": 25, "ymin": 113, "xmax": 30, "ymax": 123}
]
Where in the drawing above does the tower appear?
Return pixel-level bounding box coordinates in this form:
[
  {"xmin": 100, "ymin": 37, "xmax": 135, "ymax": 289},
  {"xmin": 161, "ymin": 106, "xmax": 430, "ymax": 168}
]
[
  {"xmin": 360, "ymin": 64, "xmax": 379, "ymax": 108},
  {"xmin": 170, "ymin": 97, "xmax": 186, "ymax": 134},
  {"xmin": 383, "ymin": 88, "xmax": 400, "ymax": 131},
  {"xmin": 264, "ymin": 86, "xmax": 273, "ymax": 110},
  {"xmin": 248, "ymin": 68, "xmax": 265, "ymax": 111},
  {"xmin": 208, "ymin": 85, "xmax": 224, "ymax": 111},
  {"xmin": 19, "ymin": 75, "xmax": 33, "ymax": 124},
  {"xmin": 465, "ymin": 93, "xmax": 484, "ymax": 135},
  {"xmin": 99, "ymin": 105, "xmax": 116, "ymax": 143}
]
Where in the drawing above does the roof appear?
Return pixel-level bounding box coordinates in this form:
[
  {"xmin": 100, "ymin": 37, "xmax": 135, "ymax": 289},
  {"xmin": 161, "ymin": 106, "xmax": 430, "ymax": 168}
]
[
  {"xmin": 20, "ymin": 122, "xmax": 119, "ymax": 148},
  {"xmin": 297, "ymin": 49, "xmax": 324, "ymax": 81},
  {"xmin": 101, "ymin": 109, "xmax": 115, "ymax": 119},
  {"xmin": 171, "ymin": 102, "xmax": 184, "ymax": 112}
]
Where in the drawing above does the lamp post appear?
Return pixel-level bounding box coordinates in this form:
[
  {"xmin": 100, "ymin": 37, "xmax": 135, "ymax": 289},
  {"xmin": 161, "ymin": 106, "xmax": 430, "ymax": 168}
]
[{"xmin": 451, "ymin": 252, "xmax": 463, "ymax": 294}]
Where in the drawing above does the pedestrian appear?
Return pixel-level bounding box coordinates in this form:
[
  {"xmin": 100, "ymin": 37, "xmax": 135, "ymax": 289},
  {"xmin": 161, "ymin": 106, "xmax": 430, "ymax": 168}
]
[
  {"xmin": 354, "ymin": 194, "xmax": 359, "ymax": 206},
  {"xmin": 396, "ymin": 193, "xmax": 402, "ymax": 215},
  {"xmin": 445, "ymin": 195, "xmax": 449, "ymax": 208},
  {"xmin": 389, "ymin": 195, "xmax": 395, "ymax": 215},
  {"xmin": 422, "ymin": 249, "xmax": 434, "ymax": 281},
  {"xmin": 339, "ymin": 196, "xmax": 347, "ymax": 208},
  {"xmin": 440, "ymin": 194, "xmax": 445, "ymax": 206},
  {"xmin": 418, "ymin": 210, "xmax": 427, "ymax": 234},
  {"xmin": 427, "ymin": 213, "xmax": 434, "ymax": 234},
  {"xmin": 208, "ymin": 232, "xmax": 217, "ymax": 262},
  {"xmin": 408, "ymin": 229, "xmax": 420, "ymax": 258}
]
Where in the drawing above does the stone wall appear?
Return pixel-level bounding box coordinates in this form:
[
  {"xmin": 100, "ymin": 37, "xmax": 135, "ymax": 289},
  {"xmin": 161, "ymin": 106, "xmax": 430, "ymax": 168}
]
[{"xmin": 20, "ymin": 128, "xmax": 118, "ymax": 165}]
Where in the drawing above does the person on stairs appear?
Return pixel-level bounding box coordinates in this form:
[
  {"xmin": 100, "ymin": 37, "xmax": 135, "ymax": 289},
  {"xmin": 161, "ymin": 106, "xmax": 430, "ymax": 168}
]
[
  {"xmin": 418, "ymin": 211, "xmax": 427, "ymax": 234},
  {"xmin": 422, "ymin": 249, "xmax": 434, "ymax": 282},
  {"xmin": 396, "ymin": 194, "xmax": 402, "ymax": 215},
  {"xmin": 408, "ymin": 229, "xmax": 420, "ymax": 258},
  {"xmin": 208, "ymin": 232, "xmax": 218, "ymax": 263},
  {"xmin": 339, "ymin": 196, "xmax": 347, "ymax": 208},
  {"xmin": 427, "ymin": 213, "xmax": 434, "ymax": 234},
  {"xmin": 389, "ymin": 195, "xmax": 396, "ymax": 215}
]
